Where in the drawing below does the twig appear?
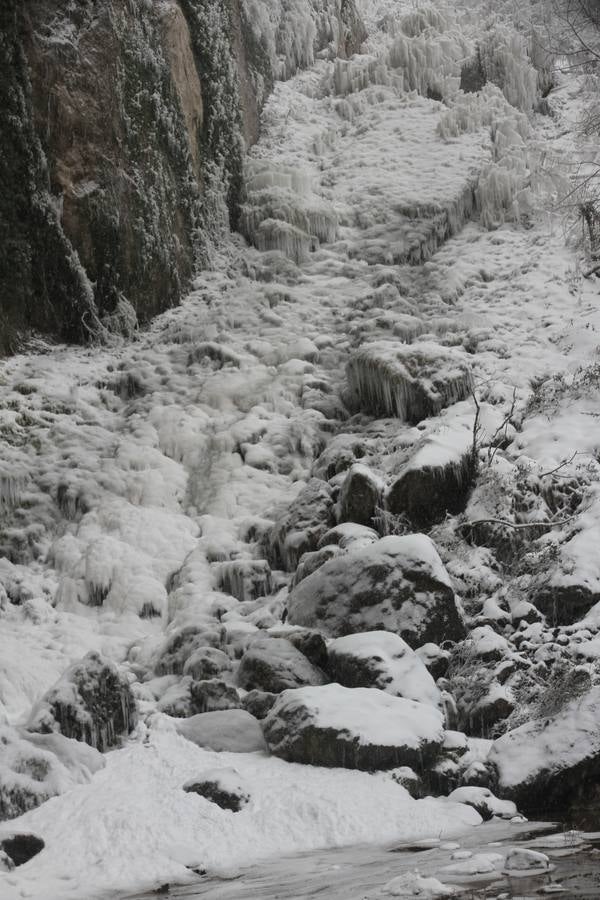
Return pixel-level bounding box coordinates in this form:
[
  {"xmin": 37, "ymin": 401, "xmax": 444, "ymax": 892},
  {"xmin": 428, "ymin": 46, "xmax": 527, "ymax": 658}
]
[
  {"xmin": 461, "ymin": 504, "xmax": 590, "ymax": 531},
  {"xmin": 540, "ymin": 451, "xmax": 578, "ymax": 478}
]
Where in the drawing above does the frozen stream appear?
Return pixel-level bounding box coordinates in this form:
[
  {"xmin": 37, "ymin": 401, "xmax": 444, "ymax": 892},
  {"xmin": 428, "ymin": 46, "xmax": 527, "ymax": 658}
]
[{"xmin": 126, "ymin": 821, "xmax": 600, "ymax": 899}]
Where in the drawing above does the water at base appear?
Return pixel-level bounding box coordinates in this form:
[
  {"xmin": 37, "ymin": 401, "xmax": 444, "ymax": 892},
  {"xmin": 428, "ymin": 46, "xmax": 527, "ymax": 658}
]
[{"xmin": 124, "ymin": 818, "xmax": 600, "ymax": 900}]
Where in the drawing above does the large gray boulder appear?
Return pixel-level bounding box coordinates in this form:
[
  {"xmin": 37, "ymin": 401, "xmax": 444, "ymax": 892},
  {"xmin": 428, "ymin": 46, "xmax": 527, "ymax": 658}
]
[
  {"xmin": 327, "ymin": 631, "xmax": 441, "ymax": 708},
  {"xmin": 237, "ymin": 636, "xmax": 327, "ymax": 693},
  {"xmin": 176, "ymin": 709, "xmax": 268, "ymax": 753},
  {"xmin": 488, "ymin": 685, "xmax": 600, "ymax": 815},
  {"xmin": 386, "ymin": 427, "xmax": 475, "ymax": 529},
  {"xmin": 263, "ymin": 684, "xmax": 445, "ymax": 771},
  {"xmin": 27, "ymin": 652, "xmax": 137, "ymax": 751},
  {"xmin": 287, "ymin": 535, "xmax": 465, "ymax": 647},
  {"xmin": 346, "ymin": 341, "xmax": 472, "ymax": 423}
]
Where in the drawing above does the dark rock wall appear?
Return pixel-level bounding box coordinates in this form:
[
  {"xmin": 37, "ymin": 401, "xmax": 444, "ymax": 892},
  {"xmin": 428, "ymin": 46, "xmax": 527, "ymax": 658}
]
[{"xmin": 0, "ymin": 0, "xmax": 364, "ymax": 353}]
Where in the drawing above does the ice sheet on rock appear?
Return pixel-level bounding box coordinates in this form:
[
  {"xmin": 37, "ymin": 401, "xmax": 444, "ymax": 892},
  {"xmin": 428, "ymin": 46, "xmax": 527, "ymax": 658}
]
[{"xmin": 346, "ymin": 341, "xmax": 472, "ymax": 422}]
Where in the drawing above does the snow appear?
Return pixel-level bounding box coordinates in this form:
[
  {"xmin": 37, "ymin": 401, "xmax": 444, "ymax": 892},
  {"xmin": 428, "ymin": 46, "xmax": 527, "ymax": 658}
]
[
  {"xmin": 268, "ymin": 683, "xmax": 445, "ymax": 748},
  {"xmin": 4, "ymin": 0, "xmax": 600, "ymax": 896},
  {"xmin": 0, "ymin": 729, "xmax": 480, "ymax": 900},
  {"xmin": 328, "ymin": 632, "xmax": 441, "ymax": 708}
]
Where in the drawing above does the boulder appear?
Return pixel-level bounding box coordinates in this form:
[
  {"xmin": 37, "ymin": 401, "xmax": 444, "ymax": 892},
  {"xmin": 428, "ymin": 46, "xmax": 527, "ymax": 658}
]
[
  {"xmin": 0, "ymin": 832, "xmax": 45, "ymax": 867},
  {"xmin": 317, "ymin": 522, "xmax": 379, "ymax": 550},
  {"xmin": 242, "ymin": 689, "xmax": 278, "ymax": 720},
  {"xmin": 346, "ymin": 341, "xmax": 472, "ymax": 423},
  {"xmin": 26, "ymin": 652, "xmax": 137, "ymax": 751},
  {"xmin": 447, "ymin": 786, "xmax": 517, "ymax": 821},
  {"xmin": 291, "ymin": 546, "xmax": 344, "ymax": 587},
  {"xmin": 415, "ymin": 643, "xmax": 450, "ymax": 680},
  {"xmin": 287, "ymin": 535, "xmax": 465, "ymax": 647},
  {"xmin": 283, "ymin": 629, "xmax": 329, "ymax": 671},
  {"xmin": 386, "ymin": 427, "xmax": 474, "ymax": 528},
  {"xmin": 182, "ymin": 647, "xmax": 232, "ymax": 681},
  {"xmin": 338, "ymin": 463, "xmax": 384, "ymax": 528},
  {"xmin": 176, "ymin": 709, "xmax": 268, "ymax": 753},
  {"xmin": 505, "ymin": 848, "xmax": 550, "ymax": 872},
  {"xmin": 237, "ymin": 636, "xmax": 327, "ymax": 693},
  {"xmin": 267, "ymin": 478, "xmax": 335, "ymax": 572},
  {"xmin": 153, "ymin": 625, "xmax": 223, "ymax": 676},
  {"xmin": 183, "ymin": 767, "xmax": 250, "ymax": 812},
  {"xmin": 190, "ymin": 680, "xmax": 241, "ymax": 715},
  {"xmin": 262, "ymin": 684, "xmax": 445, "ymax": 771},
  {"xmin": 488, "ymin": 685, "xmax": 600, "ymax": 815},
  {"xmin": 327, "ymin": 631, "xmax": 441, "ymax": 708}
]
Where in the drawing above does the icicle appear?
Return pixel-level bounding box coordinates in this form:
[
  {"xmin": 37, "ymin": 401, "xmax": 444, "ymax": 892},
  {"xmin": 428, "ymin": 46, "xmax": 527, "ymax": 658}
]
[
  {"xmin": 216, "ymin": 559, "xmax": 273, "ymax": 603},
  {"xmin": 346, "ymin": 341, "xmax": 473, "ymax": 423}
]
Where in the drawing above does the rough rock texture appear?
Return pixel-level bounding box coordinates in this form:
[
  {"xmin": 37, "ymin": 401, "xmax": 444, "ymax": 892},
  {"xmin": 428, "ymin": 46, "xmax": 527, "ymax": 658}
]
[
  {"xmin": 338, "ymin": 463, "xmax": 383, "ymax": 528},
  {"xmin": 287, "ymin": 535, "xmax": 465, "ymax": 647},
  {"xmin": 327, "ymin": 631, "xmax": 441, "ymax": 707},
  {"xmin": 386, "ymin": 428, "xmax": 475, "ymax": 529},
  {"xmin": 1, "ymin": 0, "xmax": 365, "ymax": 351},
  {"xmin": 267, "ymin": 478, "xmax": 335, "ymax": 571},
  {"xmin": 489, "ymin": 686, "xmax": 600, "ymax": 816},
  {"xmin": 242, "ymin": 689, "xmax": 278, "ymax": 720},
  {"xmin": 26, "ymin": 652, "xmax": 137, "ymax": 751},
  {"xmin": 263, "ymin": 684, "xmax": 445, "ymax": 771},
  {"xmin": 346, "ymin": 341, "xmax": 473, "ymax": 423},
  {"xmin": 0, "ymin": 833, "xmax": 45, "ymax": 867},
  {"xmin": 183, "ymin": 767, "xmax": 250, "ymax": 811},
  {"xmin": 237, "ymin": 636, "xmax": 327, "ymax": 693}
]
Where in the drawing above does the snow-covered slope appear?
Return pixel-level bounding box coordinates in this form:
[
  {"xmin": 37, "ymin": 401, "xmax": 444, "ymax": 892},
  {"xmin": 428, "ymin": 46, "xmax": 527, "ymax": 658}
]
[{"xmin": 3, "ymin": 0, "xmax": 600, "ymax": 896}]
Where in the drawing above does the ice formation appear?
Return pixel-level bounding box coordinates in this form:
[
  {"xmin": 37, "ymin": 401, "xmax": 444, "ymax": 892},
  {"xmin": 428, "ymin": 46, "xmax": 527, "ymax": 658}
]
[{"xmin": 346, "ymin": 341, "xmax": 473, "ymax": 423}]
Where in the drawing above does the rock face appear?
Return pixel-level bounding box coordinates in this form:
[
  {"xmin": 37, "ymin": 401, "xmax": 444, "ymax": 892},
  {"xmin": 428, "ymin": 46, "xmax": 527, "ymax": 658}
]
[
  {"xmin": 263, "ymin": 684, "xmax": 445, "ymax": 771},
  {"xmin": 27, "ymin": 652, "xmax": 137, "ymax": 751},
  {"xmin": 183, "ymin": 767, "xmax": 250, "ymax": 811},
  {"xmin": 488, "ymin": 686, "xmax": 600, "ymax": 815},
  {"xmin": 287, "ymin": 534, "xmax": 465, "ymax": 647},
  {"xmin": 327, "ymin": 631, "xmax": 441, "ymax": 708},
  {"xmin": 386, "ymin": 427, "xmax": 475, "ymax": 529},
  {"xmin": 237, "ymin": 636, "xmax": 328, "ymax": 693},
  {"xmin": 1, "ymin": 0, "xmax": 365, "ymax": 352}
]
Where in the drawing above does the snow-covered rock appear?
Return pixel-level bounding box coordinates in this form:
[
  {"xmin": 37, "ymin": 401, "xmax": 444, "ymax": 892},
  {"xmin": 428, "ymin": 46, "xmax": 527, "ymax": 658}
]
[
  {"xmin": 338, "ymin": 463, "xmax": 384, "ymax": 528},
  {"xmin": 504, "ymin": 847, "xmax": 550, "ymax": 873},
  {"xmin": 488, "ymin": 685, "xmax": 600, "ymax": 813},
  {"xmin": 26, "ymin": 652, "xmax": 137, "ymax": 752},
  {"xmin": 346, "ymin": 341, "xmax": 472, "ymax": 423},
  {"xmin": 268, "ymin": 478, "xmax": 335, "ymax": 571},
  {"xmin": 447, "ymin": 786, "xmax": 517, "ymax": 820},
  {"xmin": 0, "ymin": 725, "xmax": 103, "ymax": 821},
  {"xmin": 382, "ymin": 870, "xmax": 456, "ymax": 897},
  {"xmin": 0, "ymin": 833, "xmax": 45, "ymax": 867},
  {"xmin": 183, "ymin": 767, "xmax": 250, "ymax": 812},
  {"xmin": 328, "ymin": 631, "xmax": 441, "ymax": 708},
  {"xmin": 287, "ymin": 535, "xmax": 465, "ymax": 646},
  {"xmin": 237, "ymin": 636, "xmax": 327, "ymax": 693},
  {"xmin": 262, "ymin": 684, "xmax": 445, "ymax": 771},
  {"xmin": 176, "ymin": 710, "xmax": 268, "ymax": 754},
  {"xmin": 386, "ymin": 427, "xmax": 475, "ymax": 528}
]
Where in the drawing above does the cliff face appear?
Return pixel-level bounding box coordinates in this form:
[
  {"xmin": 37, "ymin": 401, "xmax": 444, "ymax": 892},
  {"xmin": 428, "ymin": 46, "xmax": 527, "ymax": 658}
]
[{"xmin": 0, "ymin": 0, "xmax": 364, "ymax": 354}]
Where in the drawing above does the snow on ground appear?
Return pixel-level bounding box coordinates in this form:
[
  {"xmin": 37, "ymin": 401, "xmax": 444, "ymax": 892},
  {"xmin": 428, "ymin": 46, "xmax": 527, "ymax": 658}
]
[
  {"xmin": 0, "ymin": 728, "xmax": 480, "ymax": 900},
  {"xmin": 3, "ymin": 0, "xmax": 600, "ymax": 896}
]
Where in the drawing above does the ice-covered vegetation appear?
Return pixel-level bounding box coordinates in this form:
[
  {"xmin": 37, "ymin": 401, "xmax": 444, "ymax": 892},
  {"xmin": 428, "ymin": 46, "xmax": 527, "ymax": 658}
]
[{"xmin": 4, "ymin": 0, "xmax": 600, "ymax": 897}]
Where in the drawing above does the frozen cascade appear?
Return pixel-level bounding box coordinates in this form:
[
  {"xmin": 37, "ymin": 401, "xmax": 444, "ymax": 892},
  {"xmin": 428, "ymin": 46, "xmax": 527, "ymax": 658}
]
[{"xmin": 2, "ymin": 0, "xmax": 593, "ymax": 896}]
